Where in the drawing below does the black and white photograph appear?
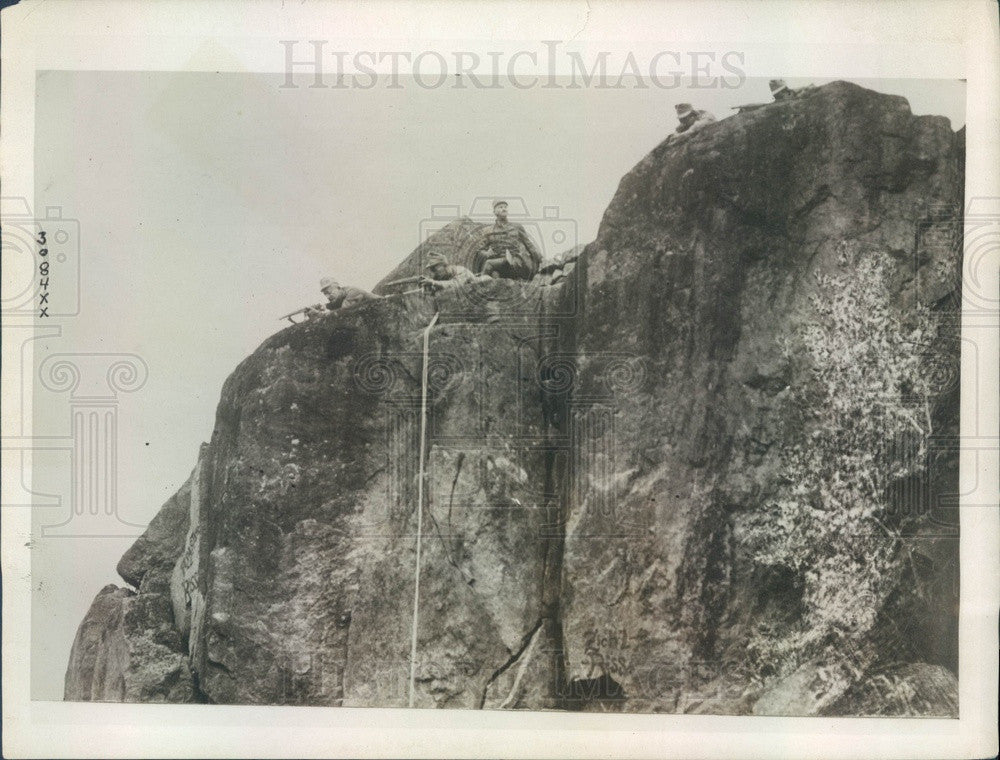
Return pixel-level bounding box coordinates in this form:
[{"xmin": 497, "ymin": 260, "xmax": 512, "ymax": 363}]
[{"xmin": 2, "ymin": 2, "xmax": 997, "ymax": 758}]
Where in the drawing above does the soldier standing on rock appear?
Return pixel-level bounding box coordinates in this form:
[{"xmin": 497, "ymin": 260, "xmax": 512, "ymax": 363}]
[{"xmin": 474, "ymin": 200, "xmax": 543, "ymax": 281}]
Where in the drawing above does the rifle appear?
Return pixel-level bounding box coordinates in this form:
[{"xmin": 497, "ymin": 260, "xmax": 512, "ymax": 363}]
[
  {"xmin": 731, "ymin": 101, "xmax": 769, "ymax": 114},
  {"xmin": 381, "ymin": 275, "xmax": 433, "ymax": 292},
  {"xmin": 278, "ymin": 304, "xmax": 321, "ymax": 324}
]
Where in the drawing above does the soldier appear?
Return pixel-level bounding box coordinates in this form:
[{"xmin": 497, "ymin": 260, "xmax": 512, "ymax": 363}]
[
  {"xmin": 423, "ymin": 251, "xmax": 481, "ymax": 291},
  {"xmin": 770, "ymin": 79, "xmax": 817, "ymax": 102},
  {"xmin": 671, "ymin": 103, "xmax": 716, "ymax": 138},
  {"xmin": 769, "ymin": 79, "xmax": 793, "ymax": 101},
  {"xmin": 731, "ymin": 80, "xmax": 819, "ymax": 116},
  {"xmin": 307, "ymin": 276, "xmax": 377, "ymax": 318},
  {"xmin": 475, "ymin": 200, "xmax": 543, "ymax": 281},
  {"xmin": 732, "ymin": 80, "xmax": 810, "ymax": 115}
]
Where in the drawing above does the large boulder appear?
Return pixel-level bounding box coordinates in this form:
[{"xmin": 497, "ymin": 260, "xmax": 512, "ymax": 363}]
[
  {"xmin": 66, "ymin": 81, "xmax": 961, "ymax": 715},
  {"xmin": 556, "ymin": 80, "xmax": 962, "ymax": 712}
]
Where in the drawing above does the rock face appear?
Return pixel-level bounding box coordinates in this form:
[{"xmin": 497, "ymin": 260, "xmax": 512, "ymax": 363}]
[
  {"xmin": 555, "ymin": 80, "xmax": 962, "ymax": 714},
  {"xmin": 65, "ymin": 82, "xmax": 962, "ymax": 715},
  {"xmin": 827, "ymin": 663, "xmax": 959, "ymax": 717},
  {"xmin": 63, "ymin": 585, "xmax": 195, "ymax": 702}
]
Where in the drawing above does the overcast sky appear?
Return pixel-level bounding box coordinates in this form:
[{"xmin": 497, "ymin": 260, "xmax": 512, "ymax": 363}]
[{"xmin": 31, "ymin": 71, "xmax": 965, "ymax": 698}]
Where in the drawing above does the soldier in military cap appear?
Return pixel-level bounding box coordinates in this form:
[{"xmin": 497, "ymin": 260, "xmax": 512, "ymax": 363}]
[
  {"xmin": 769, "ymin": 78, "xmax": 816, "ymax": 102},
  {"xmin": 769, "ymin": 79, "xmax": 793, "ymax": 100},
  {"xmin": 474, "ymin": 200, "xmax": 543, "ymax": 281},
  {"xmin": 423, "ymin": 250, "xmax": 481, "ymax": 290},
  {"xmin": 671, "ymin": 103, "xmax": 717, "ymax": 138},
  {"xmin": 731, "ymin": 79, "xmax": 818, "ymax": 115},
  {"xmin": 306, "ymin": 276, "xmax": 377, "ymax": 318}
]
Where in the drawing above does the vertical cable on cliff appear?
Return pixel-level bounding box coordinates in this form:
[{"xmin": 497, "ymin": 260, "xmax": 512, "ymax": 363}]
[{"xmin": 409, "ymin": 311, "xmax": 439, "ymax": 708}]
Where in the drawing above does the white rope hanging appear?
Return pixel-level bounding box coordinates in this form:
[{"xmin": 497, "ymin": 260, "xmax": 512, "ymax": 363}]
[{"xmin": 408, "ymin": 311, "xmax": 439, "ymax": 708}]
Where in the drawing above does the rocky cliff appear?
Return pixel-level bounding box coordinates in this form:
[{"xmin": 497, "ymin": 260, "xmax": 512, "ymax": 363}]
[{"xmin": 65, "ymin": 81, "xmax": 963, "ymax": 716}]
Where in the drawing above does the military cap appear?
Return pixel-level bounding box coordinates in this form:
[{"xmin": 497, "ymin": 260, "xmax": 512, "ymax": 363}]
[
  {"xmin": 492, "ymin": 199, "xmax": 508, "ymax": 211},
  {"xmin": 675, "ymin": 103, "xmax": 695, "ymax": 119},
  {"xmin": 769, "ymin": 79, "xmax": 789, "ymax": 97},
  {"xmin": 424, "ymin": 250, "xmax": 448, "ymax": 270},
  {"xmin": 320, "ymin": 276, "xmax": 340, "ymax": 290}
]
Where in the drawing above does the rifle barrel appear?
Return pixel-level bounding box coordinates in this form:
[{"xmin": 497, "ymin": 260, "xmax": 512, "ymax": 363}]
[
  {"xmin": 382, "ymin": 275, "xmax": 424, "ymax": 289},
  {"xmin": 278, "ymin": 305, "xmax": 315, "ymax": 321},
  {"xmin": 385, "ymin": 286, "xmax": 429, "ymax": 298}
]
